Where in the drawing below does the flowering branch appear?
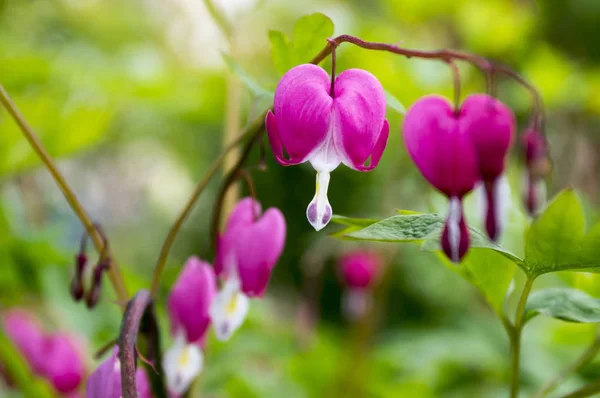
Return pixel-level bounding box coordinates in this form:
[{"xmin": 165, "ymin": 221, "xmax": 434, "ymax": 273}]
[
  {"xmin": 150, "ymin": 111, "xmax": 268, "ymax": 297},
  {"xmin": 118, "ymin": 289, "xmax": 167, "ymax": 398},
  {"xmin": 0, "ymin": 83, "xmax": 129, "ymax": 305},
  {"xmin": 310, "ymin": 34, "xmax": 545, "ymax": 132}
]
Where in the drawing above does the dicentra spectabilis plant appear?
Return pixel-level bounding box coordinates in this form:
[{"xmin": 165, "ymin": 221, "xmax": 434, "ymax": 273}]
[
  {"xmin": 211, "ymin": 197, "xmax": 286, "ymax": 340},
  {"xmin": 163, "ymin": 257, "xmax": 216, "ymax": 394},
  {"xmin": 266, "ymin": 63, "xmax": 388, "ymax": 231},
  {"xmin": 6, "ymin": 8, "xmax": 600, "ymax": 398}
]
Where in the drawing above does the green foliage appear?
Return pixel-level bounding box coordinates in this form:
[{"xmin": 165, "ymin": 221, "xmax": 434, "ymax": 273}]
[
  {"xmin": 524, "ymin": 288, "xmax": 600, "ymax": 324},
  {"xmin": 221, "ymin": 53, "xmax": 274, "ymax": 100},
  {"xmin": 269, "ymin": 13, "xmax": 334, "ymax": 75},
  {"xmin": 524, "ymin": 189, "xmax": 600, "ymax": 276}
]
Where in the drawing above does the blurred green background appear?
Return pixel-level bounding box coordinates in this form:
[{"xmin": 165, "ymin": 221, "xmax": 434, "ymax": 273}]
[{"xmin": 1, "ymin": 0, "xmax": 599, "ymax": 397}]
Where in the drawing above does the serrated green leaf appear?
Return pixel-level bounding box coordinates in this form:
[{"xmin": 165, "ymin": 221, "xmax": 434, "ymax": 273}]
[
  {"xmin": 345, "ymin": 214, "xmax": 444, "ymax": 242},
  {"xmin": 524, "ymin": 189, "xmax": 589, "ymax": 276},
  {"xmin": 221, "ymin": 53, "xmax": 274, "ymax": 99},
  {"xmin": 268, "ymin": 30, "xmax": 293, "ymax": 76},
  {"xmin": 524, "ymin": 288, "xmax": 600, "ymax": 323},
  {"xmin": 384, "ymin": 89, "xmax": 406, "ymax": 114},
  {"xmin": 330, "ymin": 215, "xmax": 379, "ymax": 227},
  {"xmin": 292, "ymin": 13, "xmax": 334, "ymax": 66}
]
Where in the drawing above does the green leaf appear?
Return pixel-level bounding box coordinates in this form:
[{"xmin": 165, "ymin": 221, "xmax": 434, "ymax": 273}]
[
  {"xmin": 292, "ymin": 13, "xmax": 334, "ymax": 66},
  {"xmin": 524, "ymin": 288, "xmax": 600, "ymax": 323},
  {"xmin": 268, "ymin": 30, "xmax": 293, "ymax": 76},
  {"xmin": 436, "ymin": 249, "xmax": 516, "ymax": 317},
  {"xmin": 221, "ymin": 53, "xmax": 274, "ymax": 100},
  {"xmin": 524, "ymin": 189, "xmax": 589, "ymax": 276},
  {"xmin": 384, "ymin": 89, "xmax": 406, "ymax": 114}
]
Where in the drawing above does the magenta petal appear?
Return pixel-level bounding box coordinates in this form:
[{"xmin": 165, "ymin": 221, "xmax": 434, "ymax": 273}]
[
  {"xmin": 272, "ymin": 64, "xmax": 332, "ymax": 161},
  {"xmin": 461, "ymin": 94, "xmax": 515, "ymax": 181},
  {"xmin": 265, "ymin": 111, "xmax": 305, "ymax": 166},
  {"xmin": 351, "ymin": 120, "xmax": 389, "ymax": 171},
  {"xmin": 333, "ymin": 69, "xmax": 387, "ymax": 169},
  {"xmin": 43, "ymin": 334, "xmax": 85, "ymax": 393},
  {"xmin": 235, "ymin": 208, "xmax": 286, "ymax": 297},
  {"xmin": 403, "ymin": 95, "xmax": 479, "ymax": 198},
  {"xmin": 2, "ymin": 310, "xmax": 46, "ymax": 375},
  {"xmin": 168, "ymin": 257, "xmax": 217, "ymax": 345}
]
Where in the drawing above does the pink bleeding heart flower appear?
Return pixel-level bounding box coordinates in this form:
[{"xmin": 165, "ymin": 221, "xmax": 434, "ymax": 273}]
[
  {"xmin": 2, "ymin": 310, "xmax": 47, "ymax": 375},
  {"xmin": 403, "ymin": 95, "xmax": 480, "ymax": 262},
  {"xmin": 339, "ymin": 250, "xmax": 382, "ymax": 290},
  {"xmin": 211, "ymin": 197, "xmax": 286, "ymax": 341},
  {"xmin": 86, "ymin": 347, "xmax": 151, "ymax": 398},
  {"xmin": 163, "ymin": 257, "xmax": 216, "ymax": 395},
  {"xmin": 461, "ymin": 94, "xmax": 515, "ymax": 240},
  {"xmin": 522, "ymin": 129, "xmax": 550, "ymax": 215},
  {"xmin": 338, "ymin": 250, "xmax": 382, "ymax": 321},
  {"xmin": 42, "ymin": 333, "xmax": 85, "ymax": 394},
  {"xmin": 266, "ymin": 64, "xmax": 389, "ymax": 231}
]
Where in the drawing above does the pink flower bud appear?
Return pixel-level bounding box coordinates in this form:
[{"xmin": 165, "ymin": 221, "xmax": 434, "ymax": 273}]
[
  {"xmin": 86, "ymin": 347, "xmax": 151, "ymax": 398},
  {"xmin": 2, "ymin": 310, "xmax": 46, "ymax": 375},
  {"xmin": 522, "ymin": 129, "xmax": 550, "ymax": 215},
  {"xmin": 42, "ymin": 333, "xmax": 85, "ymax": 393},
  {"xmin": 403, "ymin": 95, "xmax": 480, "ymax": 262},
  {"xmin": 167, "ymin": 257, "xmax": 217, "ymax": 346},
  {"xmin": 339, "ymin": 250, "xmax": 381, "ymax": 289},
  {"xmin": 266, "ymin": 64, "xmax": 389, "ymax": 230},
  {"xmin": 215, "ymin": 197, "xmax": 286, "ymax": 297}
]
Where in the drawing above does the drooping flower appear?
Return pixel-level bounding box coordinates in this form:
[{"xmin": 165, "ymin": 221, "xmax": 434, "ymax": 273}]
[
  {"xmin": 2, "ymin": 310, "xmax": 46, "ymax": 375},
  {"xmin": 86, "ymin": 347, "xmax": 151, "ymax": 398},
  {"xmin": 266, "ymin": 64, "xmax": 389, "ymax": 231},
  {"xmin": 462, "ymin": 94, "xmax": 515, "ymax": 240},
  {"xmin": 522, "ymin": 129, "xmax": 550, "ymax": 215},
  {"xmin": 338, "ymin": 250, "xmax": 382, "ymax": 321},
  {"xmin": 403, "ymin": 95, "xmax": 480, "ymax": 262},
  {"xmin": 163, "ymin": 257, "xmax": 216, "ymax": 395},
  {"xmin": 42, "ymin": 333, "xmax": 85, "ymax": 394},
  {"xmin": 211, "ymin": 197, "xmax": 286, "ymax": 340}
]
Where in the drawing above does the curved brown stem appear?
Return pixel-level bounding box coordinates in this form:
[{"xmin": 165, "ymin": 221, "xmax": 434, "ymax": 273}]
[{"xmin": 309, "ymin": 34, "xmax": 544, "ymax": 133}]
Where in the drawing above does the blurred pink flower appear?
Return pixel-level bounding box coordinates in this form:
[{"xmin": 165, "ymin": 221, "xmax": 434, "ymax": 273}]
[
  {"xmin": 339, "ymin": 250, "xmax": 382, "ymax": 289},
  {"xmin": 522, "ymin": 129, "xmax": 549, "ymax": 215},
  {"xmin": 266, "ymin": 64, "xmax": 389, "ymax": 230},
  {"xmin": 42, "ymin": 333, "xmax": 85, "ymax": 393},
  {"xmin": 2, "ymin": 310, "xmax": 46, "ymax": 375}
]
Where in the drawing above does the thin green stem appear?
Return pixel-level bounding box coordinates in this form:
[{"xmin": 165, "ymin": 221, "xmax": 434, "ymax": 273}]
[
  {"xmin": 149, "ymin": 112, "xmax": 267, "ymax": 297},
  {"xmin": 0, "ymin": 83, "xmax": 129, "ymax": 304},
  {"xmin": 559, "ymin": 380, "xmax": 600, "ymax": 398},
  {"xmin": 510, "ymin": 276, "xmax": 536, "ymax": 398},
  {"xmin": 533, "ymin": 328, "xmax": 600, "ymax": 398}
]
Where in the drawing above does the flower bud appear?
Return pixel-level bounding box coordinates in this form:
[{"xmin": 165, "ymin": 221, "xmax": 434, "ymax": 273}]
[
  {"xmin": 522, "ymin": 129, "xmax": 550, "ymax": 215},
  {"xmin": 339, "ymin": 250, "xmax": 381, "ymax": 290},
  {"xmin": 42, "ymin": 333, "xmax": 85, "ymax": 394},
  {"xmin": 266, "ymin": 64, "xmax": 389, "ymax": 230}
]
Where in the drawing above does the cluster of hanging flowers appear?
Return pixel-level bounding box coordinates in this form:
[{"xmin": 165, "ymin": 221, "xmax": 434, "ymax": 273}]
[{"xmin": 88, "ymin": 198, "xmax": 286, "ymax": 396}]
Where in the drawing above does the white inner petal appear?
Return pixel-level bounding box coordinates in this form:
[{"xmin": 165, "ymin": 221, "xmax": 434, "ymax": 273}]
[
  {"xmin": 306, "ymin": 171, "xmax": 333, "ymax": 231},
  {"xmin": 342, "ymin": 288, "xmax": 372, "ymax": 321},
  {"xmin": 494, "ymin": 174, "xmax": 512, "ymax": 240},
  {"xmin": 447, "ymin": 197, "xmax": 462, "ymax": 262},
  {"xmin": 162, "ymin": 332, "xmax": 204, "ymax": 395},
  {"xmin": 533, "ymin": 178, "xmax": 547, "ymax": 215},
  {"xmin": 209, "ymin": 277, "xmax": 250, "ymax": 341}
]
